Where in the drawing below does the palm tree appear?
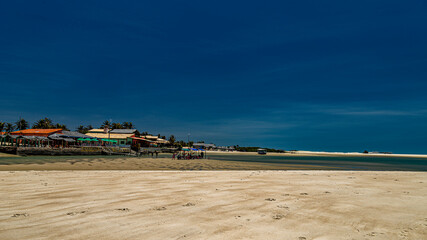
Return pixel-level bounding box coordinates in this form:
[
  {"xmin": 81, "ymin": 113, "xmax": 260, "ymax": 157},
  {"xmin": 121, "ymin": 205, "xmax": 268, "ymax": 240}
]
[
  {"xmin": 122, "ymin": 122, "xmax": 134, "ymax": 129},
  {"xmin": 101, "ymin": 120, "xmax": 111, "ymax": 129},
  {"xmin": 77, "ymin": 125, "xmax": 85, "ymax": 133},
  {"xmin": 32, "ymin": 118, "xmax": 53, "ymax": 129},
  {"xmin": 5, "ymin": 123, "xmax": 15, "ymax": 133},
  {"xmin": 0, "ymin": 122, "xmax": 5, "ymax": 133},
  {"xmin": 168, "ymin": 135, "xmax": 176, "ymax": 145},
  {"xmin": 15, "ymin": 118, "xmax": 29, "ymax": 130},
  {"xmin": 55, "ymin": 123, "xmax": 69, "ymax": 130},
  {"xmin": 111, "ymin": 122, "xmax": 122, "ymax": 129},
  {"xmin": 77, "ymin": 125, "xmax": 93, "ymax": 134}
]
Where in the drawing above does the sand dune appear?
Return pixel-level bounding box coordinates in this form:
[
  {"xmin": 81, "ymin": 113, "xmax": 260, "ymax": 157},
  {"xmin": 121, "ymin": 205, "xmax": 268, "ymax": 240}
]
[{"xmin": 1, "ymin": 171, "xmax": 426, "ymax": 239}]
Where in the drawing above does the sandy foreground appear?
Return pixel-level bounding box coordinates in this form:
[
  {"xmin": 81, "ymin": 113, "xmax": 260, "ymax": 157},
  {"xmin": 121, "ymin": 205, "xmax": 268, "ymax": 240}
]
[{"xmin": 0, "ymin": 171, "xmax": 426, "ymax": 240}]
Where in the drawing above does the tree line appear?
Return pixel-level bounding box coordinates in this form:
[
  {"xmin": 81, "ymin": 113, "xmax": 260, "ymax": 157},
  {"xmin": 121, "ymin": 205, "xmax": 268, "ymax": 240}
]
[
  {"xmin": 0, "ymin": 118, "xmax": 139, "ymax": 134},
  {"xmin": 235, "ymin": 146, "xmax": 286, "ymax": 153},
  {"xmin": 76, "ymin": 120, "xmax": 136, "ymax": 134},
  {"xmin": 0, "ymin": 118, "xmax": 68, "ymax": 133}
]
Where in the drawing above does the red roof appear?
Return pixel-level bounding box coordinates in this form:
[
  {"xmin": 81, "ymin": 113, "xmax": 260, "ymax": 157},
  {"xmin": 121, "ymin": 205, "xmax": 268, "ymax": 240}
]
[{"xmin": 10, "ymin": 129, "xmax": 63, "ymax": 137}]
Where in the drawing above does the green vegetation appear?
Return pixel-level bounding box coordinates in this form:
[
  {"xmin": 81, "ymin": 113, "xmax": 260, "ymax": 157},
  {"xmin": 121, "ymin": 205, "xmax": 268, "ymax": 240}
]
[
  {"xmin": 15, "ymin": 118, "xmax": 29, "ymax": 130},
  {"xmin": 5, "ymin": 123, "xmax": 14, "ymax": 133},
  {"xmin": 173, "ymin": 140, "xmax": 193, "ymax": 147},
  {"xmin": 77, "ymin": 125, "xmax": 93, "ymax": 134},
  {"xmin": 100, "ymin": 120, "xmax": 135, "ymax": 130},
  {"xmin": 0, "ymin": 117, "xmax": 69, "ymax": 132},
  {"xmin": 168, "ymin": 135, "xmax": 176, "ymax": 145},
  {"xmin": 235, "ymin": 146, "xmax": 286, "ymax": 153},
  {"xmin": 122, "ymin": 122, "xmax": 134, "ymax": 129},
  {"xmin": 32, "ymin": 117, "xmax": 53, "ymax": 129},
  {"xmin": 100, "ymin": 120, "xmax": 111, "ymax": 129},
  {"xmin": 31, "ymin": 117, "xmax": 69, "ymax": 130}
]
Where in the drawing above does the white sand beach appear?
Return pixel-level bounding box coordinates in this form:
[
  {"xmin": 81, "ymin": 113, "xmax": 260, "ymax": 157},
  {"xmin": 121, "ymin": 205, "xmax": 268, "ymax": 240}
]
[{"xmin": 1, "ymin": 170, "xmax": 426, "ymax": 239}]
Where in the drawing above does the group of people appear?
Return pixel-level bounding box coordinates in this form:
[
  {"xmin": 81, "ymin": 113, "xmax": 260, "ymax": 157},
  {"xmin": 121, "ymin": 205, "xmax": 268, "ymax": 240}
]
[{"xmin": 172, "ymin": 151, "xmax": 205, "ymax": 160}]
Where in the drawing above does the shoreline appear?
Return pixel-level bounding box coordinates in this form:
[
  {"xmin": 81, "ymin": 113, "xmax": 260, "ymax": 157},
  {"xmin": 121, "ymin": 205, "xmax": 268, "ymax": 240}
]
[
  {"xmin": 0, "ymin": 156, "xmax": 343, "ymax": 171},
  {"xmin": 2, "ymin": 150, "xmax": 427, "ymax": 159},
  {"xmin": 0, "ymin": 151, "xmax": 426, "ymax": 171},
  {"xmin": 205, "ymin": 150, "xmax": 427, "ymax": 158}
]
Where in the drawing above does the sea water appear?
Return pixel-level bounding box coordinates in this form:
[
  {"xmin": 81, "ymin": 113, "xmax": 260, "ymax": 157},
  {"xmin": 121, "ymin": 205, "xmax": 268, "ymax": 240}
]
[{"xmin": 208, "ymin": 153, "xmax": 427, "ymax": 171}]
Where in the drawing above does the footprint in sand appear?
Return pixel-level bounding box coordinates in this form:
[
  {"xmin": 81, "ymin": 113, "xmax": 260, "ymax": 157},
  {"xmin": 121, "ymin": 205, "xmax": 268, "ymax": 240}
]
[
  {"xmin": 152, "ymin": 206, "xmax": 167, "ymax": 211},
  {"xmin": 11, "ymin": 213, "xmax": 29, "ymax": 218},
  {"xmin": 182, "ymin": 203, "xmax": 195, "ymax": 207},
  {"xmin": 66, "ymin": 211, "xmax": 86, "ymax": 216},
  {"xmin": 116, "ymin": 208, "xmax": 130, "ymax": 212},
  {"xmin": 399, "ymin": 229, "xmax": 409, "ymax": 239},
  {"xmin": 366, "ymin": 231, "xmax": 384, "ymax": 237},
  {"xmin": 298, "ymin": 237, "xmax": 306, "ymax": 240},
  {"xmin": 272, "ymin": 214, "xmax": 285, "ymax": 220},
  {"xmin": 265, "ymin": 198, "xmax": 276, "ymax": 201},
  {"xmin": 300, "ymin": 193, "xmax": 308, "ymax": 195}
]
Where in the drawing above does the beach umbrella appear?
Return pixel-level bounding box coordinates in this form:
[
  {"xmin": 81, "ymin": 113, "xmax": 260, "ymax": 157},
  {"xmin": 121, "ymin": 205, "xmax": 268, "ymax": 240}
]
[{"xmin": 78, "ymin": 138, "xmax": 92, "ymax": 141}]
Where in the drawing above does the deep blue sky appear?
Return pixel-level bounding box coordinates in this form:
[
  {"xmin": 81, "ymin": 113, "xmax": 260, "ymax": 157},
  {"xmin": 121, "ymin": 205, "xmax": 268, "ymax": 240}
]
[{"xmin": 1, "ymin": 1, "xmax": 427, "ymax": 153}]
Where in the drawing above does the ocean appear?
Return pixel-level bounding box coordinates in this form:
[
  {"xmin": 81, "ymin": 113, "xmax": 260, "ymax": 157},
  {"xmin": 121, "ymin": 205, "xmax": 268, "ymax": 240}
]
[{"xmin": 206, "ymin": 153, "xmax": 427, "ymax": 171}]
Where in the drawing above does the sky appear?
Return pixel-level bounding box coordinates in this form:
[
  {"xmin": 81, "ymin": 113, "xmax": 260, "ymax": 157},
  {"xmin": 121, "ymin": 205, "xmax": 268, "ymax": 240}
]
[{"xmin": 1, "ymin": 1, "xmax": 427, "ymax": 153}]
